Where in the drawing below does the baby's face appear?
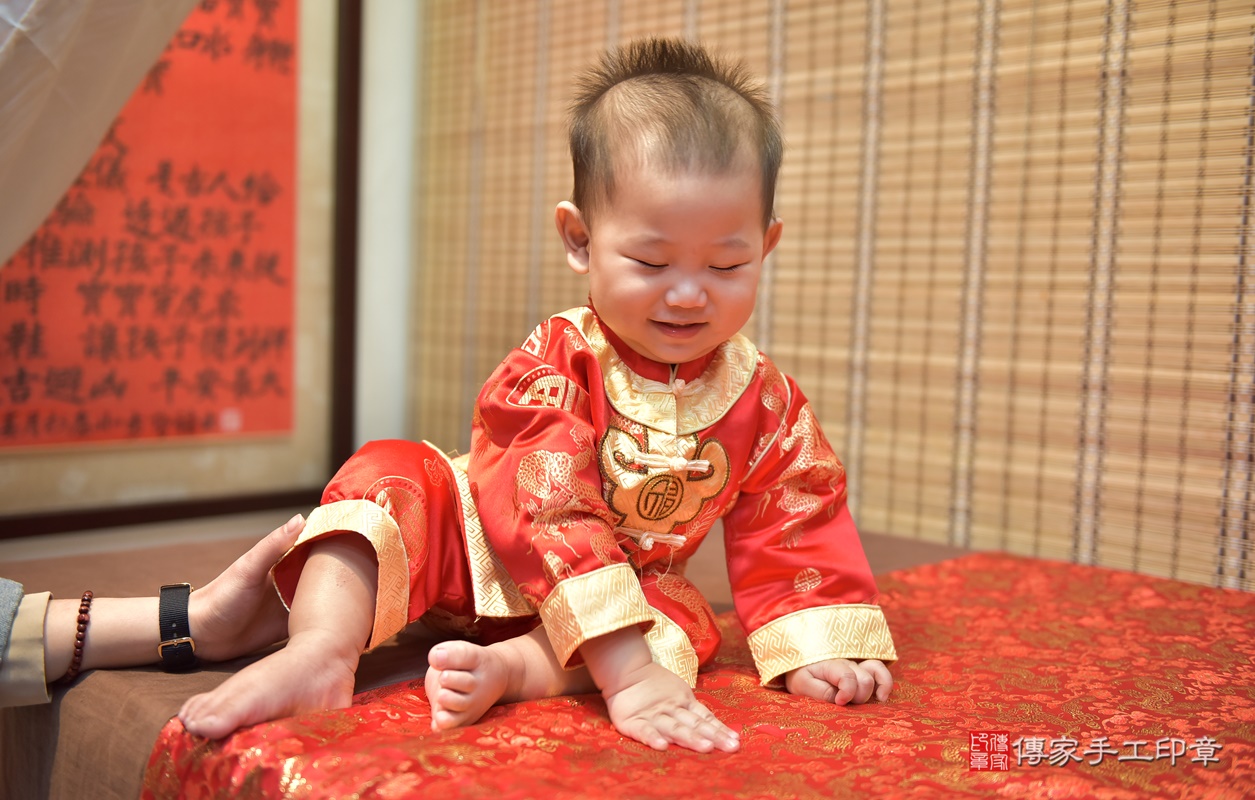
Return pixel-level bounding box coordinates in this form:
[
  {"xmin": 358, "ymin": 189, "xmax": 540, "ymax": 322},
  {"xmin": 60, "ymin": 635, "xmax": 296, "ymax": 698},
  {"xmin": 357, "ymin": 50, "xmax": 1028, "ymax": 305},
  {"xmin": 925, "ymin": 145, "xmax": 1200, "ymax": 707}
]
[{"xmin": 562, "ymin": 160, "xmax": 782, "ymax": 365}]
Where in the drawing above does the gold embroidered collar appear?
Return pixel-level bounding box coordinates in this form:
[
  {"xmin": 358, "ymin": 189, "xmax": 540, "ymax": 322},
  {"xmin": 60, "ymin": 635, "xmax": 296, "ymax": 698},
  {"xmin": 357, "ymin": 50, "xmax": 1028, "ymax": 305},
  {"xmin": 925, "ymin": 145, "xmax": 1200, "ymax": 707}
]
[{"xmin": 555, "ymin": 307, "xmax": 758, "ymax": 435}]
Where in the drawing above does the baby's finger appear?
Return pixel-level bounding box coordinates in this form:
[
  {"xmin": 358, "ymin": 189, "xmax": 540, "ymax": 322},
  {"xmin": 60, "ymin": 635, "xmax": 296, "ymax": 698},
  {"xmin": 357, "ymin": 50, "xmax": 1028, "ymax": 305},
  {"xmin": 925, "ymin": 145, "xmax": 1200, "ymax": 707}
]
[
  {"xmin": 830, "ymin": 665, "xmax": 861, "ymax": 705},
  {"xmin": 685, "ymin": 700, "xmax": 740, "ymax": 751},
  {"xmin": 849, "ymin": 665, "xmax": 876, "ymax": 705},
  {"xmin": 657, "ymin": 713, "xmax": 716, "ymax": 753},
  {"xmin": 670, "ymin": 707, "xmax": 733, "ymax": 753},
  {"xmin": 862, "ymin": 659, "xmax": 894, "ymax": 701},
  {"xmin": 619, "ymin": 717, "xmax": 670, "ymax": 751}
]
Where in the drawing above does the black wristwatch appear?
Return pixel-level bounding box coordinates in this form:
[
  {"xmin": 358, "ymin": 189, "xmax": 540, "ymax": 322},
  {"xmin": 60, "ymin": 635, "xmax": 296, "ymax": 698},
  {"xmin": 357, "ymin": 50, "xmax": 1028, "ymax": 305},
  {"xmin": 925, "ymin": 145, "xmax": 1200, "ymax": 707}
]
[{"xmin": 158, "ymin": 583, "xmax": 198, "ymax": 672}]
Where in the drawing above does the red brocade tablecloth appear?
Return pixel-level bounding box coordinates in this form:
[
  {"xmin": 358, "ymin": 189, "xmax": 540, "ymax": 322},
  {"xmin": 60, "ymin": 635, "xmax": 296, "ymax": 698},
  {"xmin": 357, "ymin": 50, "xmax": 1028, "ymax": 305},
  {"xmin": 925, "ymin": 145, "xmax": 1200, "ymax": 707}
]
[{"xmin": 141, "ymin": 553, "xmax": 1255, "ymax": 799}]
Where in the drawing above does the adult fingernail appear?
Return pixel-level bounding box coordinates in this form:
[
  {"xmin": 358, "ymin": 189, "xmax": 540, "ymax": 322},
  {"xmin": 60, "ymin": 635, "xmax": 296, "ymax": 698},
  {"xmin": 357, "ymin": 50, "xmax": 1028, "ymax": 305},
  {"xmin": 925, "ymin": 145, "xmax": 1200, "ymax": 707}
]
[{"xmin": 287, "ymin": 513, "xmax": 304, "ymax": 528}]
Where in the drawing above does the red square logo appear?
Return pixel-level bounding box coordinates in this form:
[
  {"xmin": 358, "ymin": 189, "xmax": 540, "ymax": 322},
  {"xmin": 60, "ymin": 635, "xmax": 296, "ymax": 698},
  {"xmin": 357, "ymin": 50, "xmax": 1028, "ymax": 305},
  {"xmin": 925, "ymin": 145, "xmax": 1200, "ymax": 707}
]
[{"xmin": 970, "ymin": 731, "xmax": 1011, "ymax": 771}]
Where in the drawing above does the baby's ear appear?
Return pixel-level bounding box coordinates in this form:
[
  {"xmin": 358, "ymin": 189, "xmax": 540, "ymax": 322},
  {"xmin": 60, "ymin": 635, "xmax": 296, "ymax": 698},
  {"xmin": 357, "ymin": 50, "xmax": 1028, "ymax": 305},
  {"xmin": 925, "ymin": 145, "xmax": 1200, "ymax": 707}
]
[
  {"xmin": 555, "ymin": 201, "xmax": 591, "ymax": 274},
  {"xmin": 762, "ymin": 218, "xmax": 783, "ymax": 259}
]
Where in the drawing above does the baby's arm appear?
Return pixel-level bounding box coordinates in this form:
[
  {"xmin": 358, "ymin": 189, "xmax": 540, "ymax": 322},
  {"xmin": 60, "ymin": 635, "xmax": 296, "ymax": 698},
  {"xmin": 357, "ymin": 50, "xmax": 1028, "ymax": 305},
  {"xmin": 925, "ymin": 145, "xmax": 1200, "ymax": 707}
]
[
  {"xmin": 785, "ymin": 658, "xmax": 892, "ymax": 705},
  {"xmin": 580, "ymin": 626, "xmax": 740, "ymax": 753},
  {"xmin": 723, "ymin": 368, "xmax": 897, "ymax": 691}
]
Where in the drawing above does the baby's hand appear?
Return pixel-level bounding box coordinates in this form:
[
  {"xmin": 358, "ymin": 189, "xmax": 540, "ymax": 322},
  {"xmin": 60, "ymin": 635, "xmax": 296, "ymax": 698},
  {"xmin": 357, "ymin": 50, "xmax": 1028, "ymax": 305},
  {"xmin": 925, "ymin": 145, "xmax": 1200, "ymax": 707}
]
[
  {"xmin": 785, "ymin": 659, "xmax": 892, "ymax": 705},
  {"xmin": 601, "ymin": 660, "xmax": 740, "ymax": 753}
]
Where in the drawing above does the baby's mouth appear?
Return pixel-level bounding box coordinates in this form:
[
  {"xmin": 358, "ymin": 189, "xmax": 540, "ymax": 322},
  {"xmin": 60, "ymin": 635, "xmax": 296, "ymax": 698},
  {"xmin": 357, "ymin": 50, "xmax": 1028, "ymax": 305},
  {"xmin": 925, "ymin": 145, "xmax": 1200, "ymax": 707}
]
[{"xmin": 653, "ymin": 320, "xmax": 706, "ymax": 336}]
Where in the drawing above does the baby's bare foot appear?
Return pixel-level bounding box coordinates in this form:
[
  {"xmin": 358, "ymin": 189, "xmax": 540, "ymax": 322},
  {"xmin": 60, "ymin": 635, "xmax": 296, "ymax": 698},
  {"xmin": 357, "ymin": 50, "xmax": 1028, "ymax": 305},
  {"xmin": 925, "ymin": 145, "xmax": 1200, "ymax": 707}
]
[
  {"xmin": 425, "ymin": 640, "xmax": 517, "ymax": 730},
  {"xmin": 179, "ymin": 632, "xmax": 357, "ymax": 739}
]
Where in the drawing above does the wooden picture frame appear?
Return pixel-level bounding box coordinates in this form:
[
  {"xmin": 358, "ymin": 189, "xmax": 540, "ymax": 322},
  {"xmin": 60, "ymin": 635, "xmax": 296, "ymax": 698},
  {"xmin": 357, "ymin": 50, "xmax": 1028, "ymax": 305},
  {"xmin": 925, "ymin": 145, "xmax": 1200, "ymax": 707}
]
[{"xmin": 0, "ymin": 0, "xmax": 360, "ymax": 538}]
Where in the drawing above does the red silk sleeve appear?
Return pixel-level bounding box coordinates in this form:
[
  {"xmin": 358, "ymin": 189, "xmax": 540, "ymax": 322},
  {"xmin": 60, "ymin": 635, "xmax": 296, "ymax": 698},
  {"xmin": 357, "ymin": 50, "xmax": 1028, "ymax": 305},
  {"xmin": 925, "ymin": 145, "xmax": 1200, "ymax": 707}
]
[
  {"xmin": 723, "ymin": 372, "xmax": 896, "ymax": 684},
  {"xmin": 724, "ymin": 375, "xmax": 877, "ymax": 629},
  {"xmin": 469, "ymin": 323, "xmax": 654, "ymax": 666},
  {"xmin": 470, "ymin": 346, "xmax": 626, "ymax": 597}
]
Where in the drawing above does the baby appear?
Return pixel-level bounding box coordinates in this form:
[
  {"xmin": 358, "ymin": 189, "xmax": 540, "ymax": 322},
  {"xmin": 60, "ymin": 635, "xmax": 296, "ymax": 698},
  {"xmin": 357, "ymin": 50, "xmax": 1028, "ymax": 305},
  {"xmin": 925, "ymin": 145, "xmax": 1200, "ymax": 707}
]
[{"xmin": 179, "ymin": 37, "xmax": 896, "ymax": 755}]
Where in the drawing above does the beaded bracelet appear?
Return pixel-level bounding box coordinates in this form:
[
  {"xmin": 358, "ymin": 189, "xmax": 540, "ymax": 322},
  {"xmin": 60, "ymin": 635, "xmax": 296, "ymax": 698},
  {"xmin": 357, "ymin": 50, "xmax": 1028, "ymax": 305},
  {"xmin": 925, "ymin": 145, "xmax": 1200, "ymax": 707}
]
[{"xmin": 61, "ymin": 590, "xmax": 94, "ymax": 683}]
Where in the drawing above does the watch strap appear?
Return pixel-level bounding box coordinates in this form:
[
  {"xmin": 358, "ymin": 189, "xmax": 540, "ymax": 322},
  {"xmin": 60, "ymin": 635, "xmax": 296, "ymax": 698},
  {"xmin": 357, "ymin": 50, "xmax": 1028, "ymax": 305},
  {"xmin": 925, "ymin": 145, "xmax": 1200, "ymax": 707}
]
[{"xmin": 158, "ymin": 583, "xmax": 197, "ymax": 671}]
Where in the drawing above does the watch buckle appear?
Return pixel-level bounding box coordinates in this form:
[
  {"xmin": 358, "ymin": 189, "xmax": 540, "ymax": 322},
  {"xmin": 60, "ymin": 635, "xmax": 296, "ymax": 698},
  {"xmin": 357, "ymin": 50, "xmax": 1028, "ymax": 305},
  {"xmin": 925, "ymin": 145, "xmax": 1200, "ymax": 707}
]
[{"xmin": 158, "ymin": 637, "xmax": 197, "ymax": 658}]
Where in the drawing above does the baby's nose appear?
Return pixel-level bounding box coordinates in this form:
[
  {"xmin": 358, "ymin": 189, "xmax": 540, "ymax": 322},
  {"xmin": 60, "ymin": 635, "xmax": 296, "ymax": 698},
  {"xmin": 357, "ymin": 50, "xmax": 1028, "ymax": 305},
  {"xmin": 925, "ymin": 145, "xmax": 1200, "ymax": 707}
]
[{"xmin": 665, "ymin": 278, "xmax": 707, "ymax": 308}]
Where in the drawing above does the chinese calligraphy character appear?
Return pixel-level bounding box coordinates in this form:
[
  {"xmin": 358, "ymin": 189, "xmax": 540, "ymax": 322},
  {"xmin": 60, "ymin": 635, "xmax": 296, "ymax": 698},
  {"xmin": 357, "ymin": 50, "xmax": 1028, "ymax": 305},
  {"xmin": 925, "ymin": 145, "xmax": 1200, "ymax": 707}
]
[
  {"xmin": 1189, "ymin": 737, "xmax": 1223, "ymax": 767},
  {"xmin": 1012, "ymin": 736, "xmax": 1049, "ymax": 767},
  {"xmin": 1082, "ymin": 736, "xmax": 1120, "ymax": 765},
  {"xmin": 1047, "ymin": 737, "xmax": 1083, "ymax": 767}
]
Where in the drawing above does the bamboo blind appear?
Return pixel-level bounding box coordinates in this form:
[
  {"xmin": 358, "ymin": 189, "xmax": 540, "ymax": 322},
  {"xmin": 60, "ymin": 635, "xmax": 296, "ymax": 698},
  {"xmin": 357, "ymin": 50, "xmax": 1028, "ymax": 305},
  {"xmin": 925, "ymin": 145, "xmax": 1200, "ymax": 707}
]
[{"xmin": 410, "ymin": 0, "xmax": 1255, "ymax": 592}]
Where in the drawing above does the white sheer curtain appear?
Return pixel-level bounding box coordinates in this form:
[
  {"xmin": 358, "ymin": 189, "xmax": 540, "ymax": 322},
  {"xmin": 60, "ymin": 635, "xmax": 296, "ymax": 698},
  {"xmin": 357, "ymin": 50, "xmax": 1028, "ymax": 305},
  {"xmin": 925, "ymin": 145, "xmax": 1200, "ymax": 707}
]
[{"xmin": 0, "ymin": 0, "xmax": 196, "ymax": 265}]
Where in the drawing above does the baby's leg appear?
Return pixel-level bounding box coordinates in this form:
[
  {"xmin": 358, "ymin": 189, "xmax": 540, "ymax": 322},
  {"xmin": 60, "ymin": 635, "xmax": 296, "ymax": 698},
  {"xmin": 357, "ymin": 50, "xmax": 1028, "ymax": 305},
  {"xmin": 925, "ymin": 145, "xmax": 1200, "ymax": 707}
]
[
  {"xmin": 425, "ymin": 626, "xmax": 595, "ymax": 730},
  {"xmin": 179, "ymin": 534, "xmax": 377, "ymax": 738}
]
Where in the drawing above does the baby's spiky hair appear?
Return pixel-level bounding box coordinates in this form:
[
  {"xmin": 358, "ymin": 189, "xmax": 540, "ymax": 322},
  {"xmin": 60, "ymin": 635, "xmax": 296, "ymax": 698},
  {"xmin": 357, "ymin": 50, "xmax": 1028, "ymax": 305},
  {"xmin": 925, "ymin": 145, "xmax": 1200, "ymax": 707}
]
[{"xmin": 569, "ymin": 38, "xmax": 782, "ymax": 228}]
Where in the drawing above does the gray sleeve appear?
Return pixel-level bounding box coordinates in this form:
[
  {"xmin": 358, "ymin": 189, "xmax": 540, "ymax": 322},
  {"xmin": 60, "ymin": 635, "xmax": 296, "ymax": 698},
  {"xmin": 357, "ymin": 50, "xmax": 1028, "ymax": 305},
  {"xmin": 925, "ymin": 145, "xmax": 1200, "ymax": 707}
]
[{"xmin": 0, "ymin": 578, "xmax": 24, "ymax": 663}]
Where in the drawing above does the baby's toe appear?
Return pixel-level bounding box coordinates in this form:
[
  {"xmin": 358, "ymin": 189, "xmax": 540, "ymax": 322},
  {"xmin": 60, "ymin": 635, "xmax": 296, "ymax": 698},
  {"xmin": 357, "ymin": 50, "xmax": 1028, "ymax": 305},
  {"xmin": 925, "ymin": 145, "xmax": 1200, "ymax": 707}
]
[
  {"xmin": 429, "ymin": 640, "xmax": 484, "ymax": 672},
  {"xmin": 438, "ymin": 669, "xmax": 479, "ymax": 693},
  {"xmin": 434, "ymin": 687, "xmax": 475, "ymax": 712},
  {"xmin": 432, "ymin": 707, "xmax": 466, "ymax": 731}
]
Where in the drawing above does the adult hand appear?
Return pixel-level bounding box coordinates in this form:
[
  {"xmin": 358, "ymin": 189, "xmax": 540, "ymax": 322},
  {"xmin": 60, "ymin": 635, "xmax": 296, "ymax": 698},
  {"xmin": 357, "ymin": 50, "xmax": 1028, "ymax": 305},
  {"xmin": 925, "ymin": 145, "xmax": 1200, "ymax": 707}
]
[{"xmin": 188, "ymin": 513, "xmax": 304, "ymax": 661}]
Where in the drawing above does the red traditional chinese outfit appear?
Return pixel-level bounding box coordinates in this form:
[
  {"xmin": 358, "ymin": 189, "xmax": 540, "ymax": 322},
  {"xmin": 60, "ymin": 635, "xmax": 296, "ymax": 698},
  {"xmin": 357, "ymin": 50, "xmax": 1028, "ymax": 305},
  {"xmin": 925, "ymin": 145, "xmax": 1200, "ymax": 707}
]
[{"xmin": 273, "ymin": 307, "xmax": 895, "ymax": 686}]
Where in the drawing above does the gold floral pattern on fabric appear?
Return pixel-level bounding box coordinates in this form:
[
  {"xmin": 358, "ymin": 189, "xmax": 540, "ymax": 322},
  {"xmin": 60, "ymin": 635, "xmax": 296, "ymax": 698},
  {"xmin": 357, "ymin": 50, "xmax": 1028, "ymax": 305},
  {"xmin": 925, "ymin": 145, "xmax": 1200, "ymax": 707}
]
[
  {"xmin": 278, "ymin": 759, "xmax": 309, "ymax": 797},
  {"xmin": 468, "ymin": 401, "xmax": 497, "ymax": 463},
  {"xmin": 746, "ymin": 355, "xmax": 790, "ymax": 476},
  {"xmin": 561, "ymin": 321, "xmax": 588, "ymax": 352},
  {"xmin": 654, "ymin": 572, "xmax": 717, "ymax": 647},
  {"xmin": 506, "ymin": 365, "xmax": 591, "ymax": 416},
  {"xmin": 747, "ymin": 604, "xmax": 897, "ymax": 686},
  {"xmin": 555, "ymin": 307, "xmax": 757, "ymax": 435},
  {"xmin": 597, "ymin": 414, "xmax": 644, "ymax": 510},
  {"xmin": 773, "ymin": 403, "xmax": 845, "ymax": 549},
  {"xmin": 514, "ymin": 448, "xmax": 606, "ymax": 547},
  {"xmin": 643, "ymin": 609, "xmax": 700, "ymax": 687},
  {"xmin": 278, "ymin": 500, "xmax": 410, "ymax": 650},
  {"xmin": 519, "ymin": 319, "xmax": 550, "ymax": 357},
  {"xmin": 793, "ymin": 568, "xmax": 822, "ymax": 593},
  {"xmin": 145, "ymin": 553, "xmax": 1255, "ymax": 799},
  {"xmin": 599, "ymin": 425, "xmax": 729, "ymax": 539},
  {"xmin": 543, "ymin": 551, "xmax": 574, "ymax": 584},
  {"xmin": 588, "ymin": 528, "xmax": 621, "ymax": 566},
  {"xmin": 364, "ymin": 482, "xmax": 430, "ymax": 579},
  {"xmin": 436, "ymin": 448, "xmax": 533, "ymax": 618},
  {"xmin": 538, "ymin": 562, "xmax": 655, "ymax": 667}
]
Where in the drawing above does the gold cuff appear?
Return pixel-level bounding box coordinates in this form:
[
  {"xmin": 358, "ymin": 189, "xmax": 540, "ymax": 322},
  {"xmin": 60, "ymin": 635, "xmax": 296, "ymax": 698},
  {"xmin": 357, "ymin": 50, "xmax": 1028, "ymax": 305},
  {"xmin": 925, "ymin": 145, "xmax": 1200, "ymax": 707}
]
[
  {"xmin": 644, "ymin": 610, "xmax": 699, "ymax": 687},
  {"xmin": 747, "ymin": 604, "xmax": 897, "ymax": 686},
  {"xmin": 539, "ymin": 563, "xmax": 655, "ymax": 667},
  {"xmin": 435, "ymin": 446, "xmax": 533, "ymax": 619},
  {"xmin": 275, "ymin": 500, "xmax": 410, "ymax": 650}
]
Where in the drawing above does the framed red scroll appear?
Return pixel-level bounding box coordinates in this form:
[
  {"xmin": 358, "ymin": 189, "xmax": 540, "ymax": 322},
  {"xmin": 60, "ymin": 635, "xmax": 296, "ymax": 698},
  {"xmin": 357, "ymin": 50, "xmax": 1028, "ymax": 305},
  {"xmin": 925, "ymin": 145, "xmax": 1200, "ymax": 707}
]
[{"xmin": 0, "ymin": 0, "xmax": 358, "ymax": 532}]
